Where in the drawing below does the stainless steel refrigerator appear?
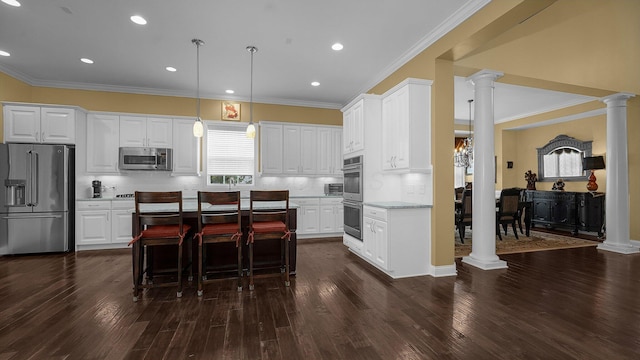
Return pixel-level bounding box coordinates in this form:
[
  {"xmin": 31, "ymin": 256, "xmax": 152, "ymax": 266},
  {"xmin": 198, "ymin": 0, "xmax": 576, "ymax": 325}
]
[{"xmin": 0, "ymin": 143, "xmax": 75, "ymax": 255}]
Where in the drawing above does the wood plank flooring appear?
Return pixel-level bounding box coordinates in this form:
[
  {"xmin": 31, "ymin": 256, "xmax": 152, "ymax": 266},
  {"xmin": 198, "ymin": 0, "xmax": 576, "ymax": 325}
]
[{"xmin": 1, "ymin": 238, "xmax": 639, "ymax": 359}]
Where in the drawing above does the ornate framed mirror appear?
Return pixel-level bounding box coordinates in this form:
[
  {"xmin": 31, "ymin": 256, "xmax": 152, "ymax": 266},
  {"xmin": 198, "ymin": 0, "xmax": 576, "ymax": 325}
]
[{"xmin": 537, "ymin": 135, "xmax": 592, "ymax": 182}]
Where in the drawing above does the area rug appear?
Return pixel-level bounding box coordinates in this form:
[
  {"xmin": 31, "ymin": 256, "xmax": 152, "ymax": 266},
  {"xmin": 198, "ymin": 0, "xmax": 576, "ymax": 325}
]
[{"xmin": 455, "ymin": 230, "xmax": 599, "ymax": 258}]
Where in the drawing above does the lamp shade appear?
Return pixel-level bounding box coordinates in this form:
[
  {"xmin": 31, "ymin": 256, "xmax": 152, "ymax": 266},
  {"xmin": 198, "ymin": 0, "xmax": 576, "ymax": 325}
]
[{"xmin": 583, "ymin": 156, "xmax": 605, "ymax": 170}]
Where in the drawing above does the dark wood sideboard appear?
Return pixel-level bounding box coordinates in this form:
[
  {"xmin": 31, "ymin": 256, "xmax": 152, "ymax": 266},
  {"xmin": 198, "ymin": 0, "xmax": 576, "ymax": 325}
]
[{"xmin": 525, "ymin": 190, "xmax": 605, "ymax": 236}]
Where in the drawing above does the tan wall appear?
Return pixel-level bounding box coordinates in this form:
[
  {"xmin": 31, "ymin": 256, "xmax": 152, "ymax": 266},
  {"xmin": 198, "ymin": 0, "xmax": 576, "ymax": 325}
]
[
  {"xmin": 498, "ymin": 115, "xmax": 607, "ymax": 192},
  {"xmin": 368, "ymin": 0, "xmax": 640, "ymax": 266},
  {"xmin": 1, "ymin": 73, "xmax": 342, "ymax": 141}
]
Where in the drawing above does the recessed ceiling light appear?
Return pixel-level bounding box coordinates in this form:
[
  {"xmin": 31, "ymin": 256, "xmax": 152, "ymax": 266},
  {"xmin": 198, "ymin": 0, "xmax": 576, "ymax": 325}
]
[
  {"xmin": 2, "ymin": 0, "xmax": 21, "ymax": 7},
  {"xmin": 80, "ymin": 58, "xmax": 94, "ymax": 64},
  {"xmin": 0, "ymin": 50, "xmax": 10, "ymax": 57},
  {"xmin": 225, "ymin": 89, "xmax": 235, "ymax": 94},
  {"xmin": 311, "ymin": 81, "xmax": 320, "ymax": 87},
  {"xmin": 166, "ymin": 66, "xmax": 177, "ymax": 72},
  {"xmin": 130, "ymin": 15, "xmax": 147, "ymax": 25},
  {"xmin": 331, "ymin": 43, "xmax": 343, "ymax": 51}
]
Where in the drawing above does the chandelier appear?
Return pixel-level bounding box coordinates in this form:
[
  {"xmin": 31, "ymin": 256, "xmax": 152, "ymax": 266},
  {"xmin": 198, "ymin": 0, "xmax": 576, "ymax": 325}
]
[{"xmin": 454, "ymin": 99, "xmax": 474, "ymax": 168}]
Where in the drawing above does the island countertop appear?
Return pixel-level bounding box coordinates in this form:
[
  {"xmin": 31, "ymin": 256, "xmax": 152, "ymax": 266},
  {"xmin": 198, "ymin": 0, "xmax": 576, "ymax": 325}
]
[{"xmin": 363, "ymin": 201, "xmax": 432, "ymax": 209}]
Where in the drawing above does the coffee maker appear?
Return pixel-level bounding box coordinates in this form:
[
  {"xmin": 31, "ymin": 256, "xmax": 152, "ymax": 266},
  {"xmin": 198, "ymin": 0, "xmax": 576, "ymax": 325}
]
[{"xmin": 92, "ymin": 180, "xmax": 102, "ymax": 198}]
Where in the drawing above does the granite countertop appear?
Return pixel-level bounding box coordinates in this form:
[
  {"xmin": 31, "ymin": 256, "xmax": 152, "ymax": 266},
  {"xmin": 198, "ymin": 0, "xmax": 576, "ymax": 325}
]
[
  {"xmin": 80, "ymin": 194, "xmax": 342, "ymax": 202},
  {"xmin": 364, "ymin": 201, "xmax": 432, "ymax": 209}
]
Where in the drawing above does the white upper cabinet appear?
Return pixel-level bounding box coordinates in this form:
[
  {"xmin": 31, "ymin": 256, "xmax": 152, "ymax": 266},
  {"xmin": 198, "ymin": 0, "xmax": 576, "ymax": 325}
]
[
  {"xmin": 87, "ymin": 113, "xmax": 120, "ymax": 173},
  {"xmin": 259, "ymin": 122, "xmax": 284, "ymax": 174},
  {"xmin": 119, "ymin": 115, "xmax": 172, "ymax": 148},
  {"xmin": 283, "ymin": 125, "xmax": 317, "ymax": 175},
  {"xmin": 3, "ymin": 104, "xmax": 76, "ymax": 144},
  {"xmin": 317, "ymin": 127, "xmax": 343, "ymax": 175},
  {"xmin": 342, "ymin": 99, "xmax": 364, "ymax": 155},
  {"xmin": 260, "ymin": 121, "xmax": 339, "ymax": 176},
  {"xmin": 171, "ymin": 118, "xmax": 200, "ymax": 175},
  {"xmin": 381, "ymin": 78, "xmax": 432, "ymax": 172}
]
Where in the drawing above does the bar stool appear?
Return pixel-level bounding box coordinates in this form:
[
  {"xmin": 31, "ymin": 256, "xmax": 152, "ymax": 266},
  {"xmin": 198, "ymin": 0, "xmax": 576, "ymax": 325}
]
[
  {"xmin": 129, "ymin": 191, "xmax": 190, "ymax": 302},
  {"xmin": 247, "ymin": 190, "xmax": 292, "ymax": 290},
  {"xmin": 195, "ymin": 191, "xmax": 243, "ymax": 296}
]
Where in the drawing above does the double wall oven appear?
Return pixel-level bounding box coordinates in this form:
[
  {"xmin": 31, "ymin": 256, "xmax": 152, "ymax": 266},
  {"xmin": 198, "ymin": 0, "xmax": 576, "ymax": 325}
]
[{"xmin": 343, "ymin": 156, "xmax": 363, "ymax": 239}]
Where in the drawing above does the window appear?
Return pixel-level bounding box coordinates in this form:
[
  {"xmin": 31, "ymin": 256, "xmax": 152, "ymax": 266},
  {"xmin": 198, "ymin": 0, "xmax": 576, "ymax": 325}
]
[
  {"xmin": 536, "ymin": 134, "xmax": 591, "ymax": 181},
  {"xmin": 205, "ymin": 122, "xmax": 255, "ymax": 186}
]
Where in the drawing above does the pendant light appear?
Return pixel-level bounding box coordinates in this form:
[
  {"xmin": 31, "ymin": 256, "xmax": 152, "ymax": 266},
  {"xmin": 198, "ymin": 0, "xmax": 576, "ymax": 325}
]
[
  {"xmin": 454, "ymin": 99, "xmax": 474, "ymax": 168},
  {"xmin": 192, "ymin": 38, "xmax": 205, "ymax": 138},
  {"xmin": 245, "ymin": 45, "xmax": 257, "ymax": 139}
]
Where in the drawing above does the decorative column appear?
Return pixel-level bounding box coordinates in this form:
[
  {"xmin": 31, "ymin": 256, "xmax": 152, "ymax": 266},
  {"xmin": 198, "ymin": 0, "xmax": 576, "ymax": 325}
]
[
  {"xmin": 462, "ymin": 69, "xmax": 508, "ymax": 270},
  {"xmin": 598, "ymin": 93, "xmax": 639, "ymax": 254}
]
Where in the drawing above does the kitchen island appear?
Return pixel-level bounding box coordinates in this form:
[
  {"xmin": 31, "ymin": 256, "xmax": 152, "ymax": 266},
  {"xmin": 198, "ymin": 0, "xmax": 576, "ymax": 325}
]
[{"xmin": 132, "ymin": 199, "xmax": 298, "ymax": 283}]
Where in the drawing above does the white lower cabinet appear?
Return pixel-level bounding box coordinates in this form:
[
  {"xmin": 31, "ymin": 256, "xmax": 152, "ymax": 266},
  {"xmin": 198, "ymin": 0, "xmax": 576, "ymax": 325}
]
[
  {"xmin": 319, "ymin": 197, "xmax": 344, "ymax": 233},
  {"xmin": 76, "ymin": 200, "xmax": 134, "ymax": 249},
  {"xmin": 295, "ymin": 197, "xmax": 343, "ymax": 238},
  {"xmin": 76, "ymin": 202, "xmax": 111, "ymax": 246},
  {"xmin": 296, "ymin": 198, "xmax": 320, "ymax": 235},
  {"xmin": 357, "ymin": 205, "xmax": 430, "ymax": 278}
]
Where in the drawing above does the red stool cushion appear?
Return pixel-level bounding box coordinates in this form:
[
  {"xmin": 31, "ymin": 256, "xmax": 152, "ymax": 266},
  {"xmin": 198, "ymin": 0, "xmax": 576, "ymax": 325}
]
[
  {"xmin": 201, "ymin": 223, "xmax": 239, "ymax": 235},
  {"xmin": 141, "ymin": 224, "xmax": 191, "ymax": 238},
  {"xmin": 251, "ymin": 221, "xmax": 286, "ymax": 233}
]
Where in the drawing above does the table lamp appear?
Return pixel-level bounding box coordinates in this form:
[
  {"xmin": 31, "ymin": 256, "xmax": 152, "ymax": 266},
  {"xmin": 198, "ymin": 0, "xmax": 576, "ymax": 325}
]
[{"xmin": 583, "ymin": 156, "xmax": 605, "ymax": 192}]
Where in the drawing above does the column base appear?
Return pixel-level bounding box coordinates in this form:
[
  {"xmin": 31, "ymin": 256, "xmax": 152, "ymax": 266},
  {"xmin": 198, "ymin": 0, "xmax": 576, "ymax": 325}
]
[
  {"xmin": 461, "ymin": 254, "xmax": 508, "ymax": 270},
  {"xmin": 597, "ymin": 242, "xmax": 640, "ymax": 254}
]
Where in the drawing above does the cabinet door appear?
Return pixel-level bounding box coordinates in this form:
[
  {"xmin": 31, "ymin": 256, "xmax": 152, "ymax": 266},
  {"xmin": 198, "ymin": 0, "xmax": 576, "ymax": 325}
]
[
  {"xmin": 319, "ymin": 205, "xmax": 336, "ymax": 232},
  {"xmin": 260, "ymin": 123, "xmax": 283, "ymax": 174},
  {"xmin": 283, "ymin": 125, "xmax": 302, "ymax": 174},
  {"xmin": 334, "ymin": 204, "xmax": 344, "ymax": 232},
  {"xmin": 41, "ymin": 107, "xmax": 76, "ymax": 144},
  {"xmin": 146, "ymin": 117, "xmax": 173, "ymax": 147},
  {"xmin": 331, "ymin": 128, "xmax": 343, "ymax": 174},
  {"xmin": 298, "ymin": 205, "xmax": 320, "ymax": 235},
  {"xmin": 382, "ymin": 87, "xmax": 409, "ymax": 170},
  {"xmin": 111, "ymin": 209, "xmax": 133, "ymax": 244},
  {"xmin": 119, "ymin": 116, "xmax": 146, "ymax": 147},
  {"xmin": 3, "ymin": 105, "xmax": 40, "ymax": 143},
  {"xmin": 317, "ymin": 127, "xmax": 333, "ymax": 175},
  {"xmin": 300, "ymin": 126, "xmax": 317, "ymax": 174},
  {"xmin": 87, "ymin": 114, "xmax": 120, "ymax": 173},
  {"xmin": 382, "ymin": 93, "xmax": 398, "ymax": 169},
  {"xmin": 362, "ymin": 216, "xmax": 376, "ymax": 261},
  {"xmin": 343, "ymin": 108, "xmax": 353, "ymax": 154},
  {"xmin": 351, "ymin": 101, "xmax": 364, "ymax": 152},
  {"xmin": 172, "ymin": 118, "xmax": 200, "ymax": 175},
  {"xmin": 373, "ymin": 220, "xmax": 388, "ymax": 269},
  {"xmin": 77, "ymin": 210, "xmax": 111, "ymax": 245}
]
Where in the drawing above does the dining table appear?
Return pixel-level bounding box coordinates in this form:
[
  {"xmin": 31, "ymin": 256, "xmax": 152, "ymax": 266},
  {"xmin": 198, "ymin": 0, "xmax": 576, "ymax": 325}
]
[{"xmin": 455, "ymin": 198, "xmax": 532, "ymax": 236}]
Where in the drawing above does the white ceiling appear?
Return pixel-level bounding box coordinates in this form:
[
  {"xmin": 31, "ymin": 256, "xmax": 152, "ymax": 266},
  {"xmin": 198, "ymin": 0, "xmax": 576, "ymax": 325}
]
[{"xmin": 0, "ymin": 0, "xmax": 596, "ymax": 123}]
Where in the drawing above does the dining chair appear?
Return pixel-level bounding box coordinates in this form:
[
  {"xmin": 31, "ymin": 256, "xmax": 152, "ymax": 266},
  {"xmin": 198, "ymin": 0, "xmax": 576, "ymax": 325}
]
[
  {"xmin": 455, "ymin": 189, "xmax": 472, "ymax": 243},
  {"xmin": 247, "ymin": 190, "xmax": 292, "ymax": 290},
  {"xmin": 129, "ymin": 191, "xmax": 191, "ymax": 302},
  {"xmin": 195, "ymin": 191, "xmax": 243, "ymax": 296},
  {"xmin": 496, "ymin": 188, "xmax": 521, "ymax": 240}
]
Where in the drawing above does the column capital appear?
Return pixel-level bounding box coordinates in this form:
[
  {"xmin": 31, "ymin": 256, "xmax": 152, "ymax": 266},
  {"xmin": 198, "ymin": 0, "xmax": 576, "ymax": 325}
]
[
  {"xmin": 601, "ymin": 92, "xmax": 635, "ymax": 105},
  {"xmin": 466, "ymin": 69, "xmax": 504, "ymax": 86}
]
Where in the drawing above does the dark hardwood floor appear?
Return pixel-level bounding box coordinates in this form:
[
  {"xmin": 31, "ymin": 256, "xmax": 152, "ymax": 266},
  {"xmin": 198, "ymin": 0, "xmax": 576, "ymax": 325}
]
[{"xmin": 1, "ymin": 238, "xmax": 639, "ymax": 359}]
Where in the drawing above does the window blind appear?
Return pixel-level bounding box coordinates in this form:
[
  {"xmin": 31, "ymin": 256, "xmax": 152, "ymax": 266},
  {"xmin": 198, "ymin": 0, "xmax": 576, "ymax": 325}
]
[{"xmin": 206, "ymin": 124, "xmax": 254, "ymax": 176}]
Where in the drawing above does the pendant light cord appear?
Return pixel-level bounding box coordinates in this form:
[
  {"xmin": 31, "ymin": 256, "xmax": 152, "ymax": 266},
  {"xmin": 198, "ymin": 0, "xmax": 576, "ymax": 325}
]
[{"xmin": 247, "ymin": 46, "xmax": 257, "ymax": 125}]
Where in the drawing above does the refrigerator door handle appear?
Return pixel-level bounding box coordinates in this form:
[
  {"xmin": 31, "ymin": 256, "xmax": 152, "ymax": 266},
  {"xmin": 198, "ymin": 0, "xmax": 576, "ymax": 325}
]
[
  {"xmin": 2, "ymin": 214, "xmax": 63, "ymax": 220},
  {"xmin": 31, "ymin": 151, "xmax": 39, "ymax": 207},
  {"xmin": 26, "ymin": 150, "xmax": 32, "ymax": 206}
]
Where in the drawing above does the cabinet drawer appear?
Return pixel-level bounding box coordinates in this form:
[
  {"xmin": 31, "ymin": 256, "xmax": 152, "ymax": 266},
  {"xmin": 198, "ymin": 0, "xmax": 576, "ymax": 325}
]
[
  {"xmin": 77, "ymin": 201, "xmax": 111, "ymax": 210},
  {"xmin": 292, "ymin": 198, "xmax": 320, "ymax": 206},
  {"xmin": 320, "ymin": 197, "xmax": 343, "ymax": 205},
  {"xmin": 363, "ymin": 206, "xmax": 387, "ymax": 221},
  {"xmin": 111, "ymin": 200, "xmax": 135, "ymax": 210}
]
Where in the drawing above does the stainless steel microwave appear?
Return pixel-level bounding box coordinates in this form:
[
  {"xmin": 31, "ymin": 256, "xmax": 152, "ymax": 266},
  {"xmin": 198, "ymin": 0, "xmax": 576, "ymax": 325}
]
[{"xmin": 118, "ymin": 147, "xmax": 173, "ymax": 171}]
